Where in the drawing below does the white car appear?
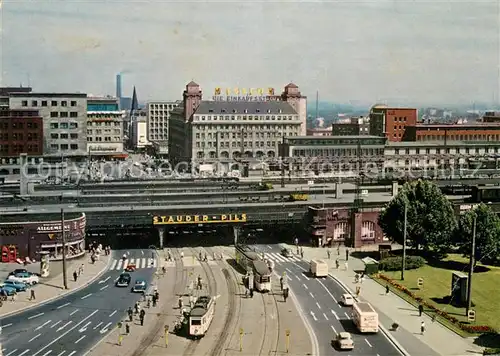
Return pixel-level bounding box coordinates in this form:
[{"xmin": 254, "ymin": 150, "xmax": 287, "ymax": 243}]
[
  {"xmin": 8, "ymin": 273, "xmax": 39, "ymax": 285},
  {"xmin": 341, "ymin": 293, "xmax": 354, "ymax": 306},
  {"xmin": 333, "ymin": 332, "xmax": 354, "ymax": 350}
]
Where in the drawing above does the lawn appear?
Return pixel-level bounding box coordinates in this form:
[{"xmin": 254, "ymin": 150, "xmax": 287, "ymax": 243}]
[{"xmin": 375, "ymin": 253, "xmax": 500, "ymax": 336}]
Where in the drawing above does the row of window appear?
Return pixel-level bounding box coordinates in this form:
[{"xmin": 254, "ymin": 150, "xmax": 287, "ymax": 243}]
[
  {"xmin": 87, "ymin": 137, "xmax": 121, "ymax": 142},
  {"xmin": 0, "ymin": 144, "xmax": 40, "ymax": 153},
  {"xmin": 50, "ymin": 111, "xmax": 79, "ymax": 118},
  {"xmin": 87, "ymin": 121, "xmax": 121, "ymax": 127},
  {"xmin": 192, "ymin": 124, "xmax": 299, "ymax": 131},
  {"xmin": 87, "ymin": 129, "xmax": 121, "ymax": 135},
  {"xmin": 21, "ymin": 100, "xmax": 79, "ymax": 107},
  {"xmin": 0, "ymin": 122, "xmax": 40, "ymax": 129},
  {"xmin": 195, "ymin": 151, "xmax": 276, "ymax": 159},
  {"xmin": 417, "ymin": 134, "xmax": 500, "ymax": 141},
  {"xmin": 50, "ymin": 144, "xmax": 79, "ymax": 150},
  {"xmin": 288, "ymin": 138, "xmax": 385, "ymax": 146},
  {"xmin": 195, "ymin": 141, "xmax": 279, "ymax": 149},
  {"xmin": 194, "ymin": 115, "xmax": 298, "ymax": 122},
  {"xmin": 392, "ymin": 116, "xmax": 409, "ymax": 122},
  {"xmin": 292, "ymin": 148, "xmax": 385, "ymax": 157},
  {"xmin": 392, "ymin": 147, "xmax": 500, "ymax": 155},
  {"xmin": 49, "ymin": 122, "xmax": 79, "ymax": 129},
  {"xmin": 0, "ymin": 133, "xmax": 40, "ymax": 141},
  {"xmin": 50, "ymin": 133, "xmax": 79, "ymax": 140}
]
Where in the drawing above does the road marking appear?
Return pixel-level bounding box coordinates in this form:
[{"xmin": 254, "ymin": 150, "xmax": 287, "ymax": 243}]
[
  {"xmin": 110, "ymin": 259, "xmax": 117, "ymax": 270},
  {"xmin": 302, "ymin": 283, "xmax": 308, "ymax": 290},
  {"xmin": 98, "ymin": 276, "xmax": 111, "ymax": 284},
  {"xmin": 303, "ymin": 274, "xmax": 310, "ymax": 281},
  {"xmin": 79, "ymin": 321, "xmax": 91, "ymax": 332},
  {"xmin": 309, "ymin": 292, "xmax": 314, "ymax": 298},
  {"xmin": 116, "ymin": 260, "xmax": 123, "ymax": 270},
  {"xmin": 141, "ymin": 250, "xmax": 144, "ymax": 255},
  {"xmin": 18, "ymin": 350, "xmax": 30, "ymax": 356},
  {"xmin": 35, "ymin": 320, "xmax": 52, "ymax": 331},
  {"xmin": 68, "ymin": 352, "xmax": 76, "ymax": 356},
  {"xmin": 32, "ymin": 310, "xmax": 98, "ymax": 356},
  {"xmin": 2, "ymin": 323, "xmax": 12, "ymax": 328},
  {"xmin": 316, "ymin": 302, "xmax": 321, "ymax": 309},
  {"xmin": 57, "ymin": 302, "xmax": 70, "ymax": 309},
  {"xmin": 81, "ymin": 293, "xmax": 92, "ymax": 300},
  {"xmin": 75, "ymin": 335, "xmax": 86, "ymax": 344},
  {"xmin": 57, "ymin": 321, "xmax": 72, "ymax": 332},
  {"xmin": 140, "ymin": 258, "xmax": 146, "ymax": 268},
  {"xmin": 100, "ymin": 285, "xmax": 109, "ymax": 291},
  {"xmin": 28, "ymin": 313, "xmax": 44, "ymax": 320},
  {"xmin": 365, "ymin": 339, "xmax": 373, "ymax": 347},
  {"xmin": 318, "ymin": 279, "xmax": 338, "ymax": 303},
  {"xmin": 330, "ymin": 325, "xmax": 337, "ymax": 333},
  {"xmin": 344, "ymin": 312, "xmax": 350, "ymax": 319},
  {"xmin": 29, "ymin": 333, "xmax": 41, "ymax": 342},
  {"xmin": 323, "ymin": 313, "xmax": 329, "ymax": 320},
  {"xmin": 41, "ymin": 351, "xmax": 53, "ymax": 356},
  {"xmin": 70, "ymin": 309, "xmax": 79, "ymax": 316},
  {"xmin": 100, "ymin": 321, "xmax": 112, "ymax": 334},
  {"xmin": 331, "ymin": 310, "xmax": 339, "ymax": 320},
  {"xmin": 286, "ymin": 268, "xmax": 292, "ymax": 273},
  {"xmin": 309, "ymin": 311, "xmax": 318, "ymax": 321},
  {"xmin": 152, "ymin": 258, "xmax": 157, "ymax": 268},
  {"xmin": 50, "ymin": 321, "xmax": 61, "ymax": 328},
  {"xmin": 93, "ymin": 321, "xmax": 103, "ymax": 330},
  {"xmin": 267, "ymin": 245, "xmax": 272, "ymax": 249},
  {"xmin": 109, "ymin": 310, "xmax": 117, "ymax": 317},
  {"xmin": 5, "ymin": 350, "xmax": 18, "ymax": 356},
  {"xmin": 56, "ymin": 351, "xmax": 66, "ymax": 356},
  {"xmin": 295, "ymin": 275, "xmax": 301, "ymax": 281}
]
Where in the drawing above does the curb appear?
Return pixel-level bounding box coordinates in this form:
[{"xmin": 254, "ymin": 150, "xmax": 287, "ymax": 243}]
[{"xmin": 1, "ymin": 254, "xmax": 113, "ymax": 319}]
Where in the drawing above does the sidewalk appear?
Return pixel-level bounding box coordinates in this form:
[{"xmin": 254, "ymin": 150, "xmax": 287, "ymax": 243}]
[
  {"xmin": 283, "ymin": 243, "xmax": 483, "ymax": 356},
  {"xmin": 0, "ymin": 253, "xmax": 111, "ymax": 317}
]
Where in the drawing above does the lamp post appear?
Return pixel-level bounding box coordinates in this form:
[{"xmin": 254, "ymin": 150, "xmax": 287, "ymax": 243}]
[
  {"xmin": 466, "ymin": 215, "xmax": 476, "ymax": 316},
  {"xmin": 61, "ymin": 208, "xmax": 68, "ymax": 289},
  {"xmin": 401, "ymin": 202, "xmax": 408, "ymax": 281}
]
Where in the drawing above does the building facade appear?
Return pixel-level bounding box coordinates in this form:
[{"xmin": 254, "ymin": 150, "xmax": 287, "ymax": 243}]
[
  {"xmin": 8, "ymin": 93, "xmax": 88, "ymax": 156},
  {"xmin": 332, "ymin": 116, "xmax": 370, "ymax": 136},
  {"xmin": 0, "ymin": 108, "xmax": 43, "ymax": 157},
  {"xmin": 130, "ymin": 109, "xmax": 151, "ymax": 150},
  {"xmin": 306, "ymin": 127, "xmax": 333, "ymax": 136},
  {"xmin": 146, "ymin": 100, "xmax": 182, "ymax": 156},
  {"xmin": 369, "ymin": 105, "xmax": 418, "ymax": 142},
  {"xmin": 405, "ymin": 123, "xmax": 500, "ymax": 142}
]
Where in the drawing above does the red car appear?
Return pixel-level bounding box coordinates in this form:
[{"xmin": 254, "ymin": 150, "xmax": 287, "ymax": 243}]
[{"xmin": 125, "ymin": 264, "xmax": 136, "ymax": 272}]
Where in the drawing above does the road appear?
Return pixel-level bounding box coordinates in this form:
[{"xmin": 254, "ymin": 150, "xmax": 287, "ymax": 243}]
[
  {"xmin": 0, "ymin": 249, "xmax": 157, "ymax": 356},
  {"xmin": 253, "ymin": 244, "xmax": 401, "ymax": 356}
]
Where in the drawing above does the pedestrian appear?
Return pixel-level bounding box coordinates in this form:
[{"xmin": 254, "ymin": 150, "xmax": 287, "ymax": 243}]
[
  {"xmin": 249, "ymin": 288, "xmax": 253, "ymax": 298},
  {"xmin": 140, "ymin": 309, "xmax": 145, "ymax": 326},
  {"xmin": 118, "ymin": 334, "xmax": 123, "ymax": 346},
  {"xmin": 178, "ymin": 296, "xmax": 183, "ymax": 309},
  {"xmin": 327, "ymin": 249, "xmax": 331, "ymax": 259},
  {"xmin": 337, "ymin": 245, "xmax": 340, "ymax": 255},
  {"xmin": 125, "ymin": 322, "xmax": 130, "ymax": 334},
  {"xmin": 280, "ymin": 277, "xmax": 283, "ymax": 290},
  {"xmin": 385, "ymin": 285, "xmax": 390, "ymax": 295},
  {"xmin": 10, "ymin": 291, "xmax": 16, "ymax": 302},
  {"xmin": 128, "ymin": 307, "xmax": 133, "ymax": 321},
  {"xmin": 199, "ymin": 252, "xmax": 202, "ymax": 261},
  {"xmin": 344, "ymin": 261, "xmax": 348, "ymax": 271},
  {"xmin": 135, "ymin": 301, "xmax": 140, "ymax": 314},
  {"xmin": 180, "ymin": 251, "xmax": 184, "ymax": 259},
  {"xmin": 29, "ymin": 289, "xmax": 36, "ymax": 301},
  {"xmin": 418, "ymin": 304, "xmax": 424, "ymax": 317},
  {"xmin": 345, "ymin": 249, "xmax": 349, "ymax": 261},
  {"xmin": 356, "ymin": 286, "xmax": 361, "ymax": 297},
  {"xmin": 420, "ymin": 321, "xmax": 425, "ymax": 335},
  {"xmin": 283, "ymin": 288, "xmax": 289, "ymax": 302},
  {"xmin": 73, "ymin": 271, "xmax": 78, "ymax": 282},
  {"xmin": 79, "ymin": 264, "xmax": 84, "ymax": 275},
  {"xmin": 335, "ymin": 259, "xmax": 340, "ymax": 269},
  {"xmin": 300, "ymin": 248, "xmax": 304, "ymax": 258}
]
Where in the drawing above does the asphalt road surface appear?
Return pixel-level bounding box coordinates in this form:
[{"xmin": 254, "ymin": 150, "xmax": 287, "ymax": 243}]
[
  {"xmin": 0, "ymin": 249, "xmax": 157, "ymax": 356},
  {"xmin": 253, "ymin": 244, "xmax": 402, "ymax": 356}
]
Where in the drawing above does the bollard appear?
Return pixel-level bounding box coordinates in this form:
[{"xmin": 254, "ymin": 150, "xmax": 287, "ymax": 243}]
[
  {"xmin": 239, "ymin": 328, "xmax": 244, "ymax": 352},
  {"xmin": 285, "ymin": 329, "xmax": 290, "ymax": 353},
  {"xmin": 165, "ymin": 325, "xmax": 169, "ymax": 347},
  {"xmin": 118, "ymin": 334, "xmax": 123, "ymax": 346}
]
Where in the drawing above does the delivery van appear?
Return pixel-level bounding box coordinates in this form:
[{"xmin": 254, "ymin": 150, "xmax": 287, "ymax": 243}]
[
  {"xmin": 352, "ymin": 302, "xmax": 379, "ymax": 333},
  {"xmin": 309, "ymin": 259, "xmax": 329, "ymax": 278}
]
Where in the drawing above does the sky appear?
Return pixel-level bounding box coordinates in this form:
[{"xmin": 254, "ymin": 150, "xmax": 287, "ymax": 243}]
[{"xmin": 0, "ymin": 0, "xmax": 499, "ymax": 107}]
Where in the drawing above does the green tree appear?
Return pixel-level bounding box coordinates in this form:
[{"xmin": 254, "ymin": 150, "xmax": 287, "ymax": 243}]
[
  {"xmin": 455, "ymin": 203, "xmax": 500, "ymax": 265},
  {"xmin": 378, "ymin": 180, "xmax": 457, "ymax": 256}
]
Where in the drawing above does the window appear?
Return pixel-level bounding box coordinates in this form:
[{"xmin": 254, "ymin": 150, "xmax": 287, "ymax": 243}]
[
  {"xmin": 70, "ymin": 144, "xmax": 78, "ymax": 150},
  {"xmin": 61, "ymin": 101, "xmax": 67, "ymax": 107},
  {"xmin": 60, "ymin": 123, "xmax": 68, "ymax": 129},
  {"xmin": 70, "ymin": 133, "xmax": 78, "ymax": 139},
  {"xmin": 70, "ymin": 101, "xmax": 77, "ymax": 107},
  {"xmin": 32, "ymin": 100, "xmax": 38, "ymax": 106},
  {"xmin": 50, "ymin": 144, "xmax": 59, "ymax": 150},
  {"xmin": 69, "ymin": 122, "xmax": 78, "ymax": 129},
  {"xmin": 50, "ymin": 133, "xmax": 59, "ymax": 139},
  {"xmin": 70, "ymin": 112, "xmax": 78, "ymax": 118},
  {"xmin": 60, "ymin": 134, "xmax": 68, "ymax": 139},
  {"xmin": 60, "ymin": 112, "xmax": 68, "ymax": 118},
  {"xmin": 51, "ymin": 100, "xmax": 57, "ymax": 106},
  {"xmin": 50, "ymin": 123, "xmax": 59, "ymax": 129},
  {"xmin": 41, "ymin": 101, "xmax": 48, "ymax": 107},
  {"xmin": 50, "ymin": 112, "xmax": 58, "ymax": 118},
  {"xmin": 60, "ymin": 144, "xmax": 69, "ymax": 150},
  {"xmin": 22, "ymin": 100, "xmax": 28, "ymax": 107}
]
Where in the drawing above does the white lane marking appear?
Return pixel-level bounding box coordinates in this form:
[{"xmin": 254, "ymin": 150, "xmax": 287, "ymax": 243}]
[
  {"xmin": 70, "ymin": 309, "xmax": 79, "ymax": 316},
  {"xmin": 323, "ymin": 313, "xmax": 329, "ymax": 320},
  {"xmin": 116, "ymin": 260, "xmax": 123, "ymax": 270},
  {"xmin": 5, "ymin": 350, "xmax": 18, "ymax": 356},
  {"xmin": 57, "ymin": 302, "xmax": 70, "ymax": 309},
  {"xmin": 152, "ymin": 259, "xmax": 157, "ymax": 268},
  {"xmin": 100, "ymin": 285, "xmax": 109, "ymax": 291},
  {"xmin": 56, "ymin": 352, "xmax": 66, "ymax": 356},
  {"xmin": 303, "ymin": 274, "xmax": 310, "ymax": 281},
  {"xmin": 330, "ymin": 325, "xmax": 337, "ymax": 333},
  {"xmin": 18, "ymin": 350, "xmax": 30, "ymax": 356},
  {"xmin": 129, "ymin": 258, "xmax": 135, "ymax": 265},
  {"xmin": 286, "ymin": 268, "xmax": 292, "ymax": 273},
  {"xmin": 68, "ymin": 352, "xmax": 76, "ymax": 356},
  {"xmin": 35, "ymin": 320, "xmax": 52, "ymax": 331},
  {"xmin": 81, "ymin": 293, "xmax": 92, "ymax": 300},
  {"xmin": 109, "ymin": 310, "xmax": 117, "ymax": 317},
  {"xmin": 318, "ymin": 279, "xmax": 338, "ymax": 303},
  {"xmin": 100, "ymin": 321, "xmax": 112, "ymax": 334},
  {"xmin": 122, "ymin": 259, "xmax": 129, "ymax": 269},
  {"xmin": 29, "ymin": 333, "xmax": 41, "ymax": 342},
  {"xmin": 344, "ymin": 312, "xmax": 350, "ymax": 318},
  {"xmin": 309, "ymin": 311, "xmax": 318, "ymax": 321},
  {"xmin": 316, "ymin": 302, "xmax": 321, "ymax": 309},
  {"xmin": 110, "ymin": 259, "xmax": 117, "ymax": 270},
  {"xmin": 2, "ymin": 323, "xmax": 12, "ymax": 328},
  {"xmin": 57, "ymin": 321, "xmax": 72, "ymax": 332},
  {"xmin": 331, "ymin": 310, "xmax": 339, "ymax": 320},
  {"xmin": 75, "ymin": 335, "xmax": 86, "ymax": 344},
  {"xmin": 295, "ymin": 275, "xmax": 301, "ymax": 281},
  {"xmin": 93, "ymin": 321, "xmax": 103, "ymax": 330},
  {"xmin": 42, "ymin": 351, "xmax": 53, "ymax": 356},
  {"xmin": 309, "ymin": 292, "xmax": 314, "ymax": 298},
  {"xmin": 267, "ymin": 245, "xmax": 272, "ymax": 249},
  {"xmin": 79, "ymin": 321, "xmax": 91, "ymax": 332},
  {"xmin": 302, "ymin": 283, "xmax": 308, "ymax": 290},
  {"xmin": 32, "ymin": 310, "xmax": 98, "ymax": 356},
  {"xmin": 28, "ymin": 312, "xmax": 44, "ymax": 320},
  {"xmin": 141, "ymin": 258, "xmax": 147, "ymax": 268},
  {"xmin": 272, "ymin": 253, "xmax": 287, "ymax": 262},
  {"xmin": 98, "ymin": 276, "xmax": 111, "ymax": 284},
  {"xmin": 51, "ymin": 320, "xmax": 62, "ymax": 329},
  {"xmin": 365, "ymin": 339, "xmax": 373, "ymax": 347}
]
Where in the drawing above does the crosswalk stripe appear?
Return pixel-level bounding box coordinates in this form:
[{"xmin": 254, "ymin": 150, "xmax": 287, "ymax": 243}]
[
  {"xmin": 123, "ymin": 259, "xmax": 129, "ymax": 269},
  {"xmin": 110, "ymin": 260, "xmax": 117, "ymax": 270},
  {"xmin": 129, "ymin": 258, "xmax": 135, "ymax": 265},
  {"xmin": 152, "ymin": 259, "xmax": 157, "ymax": 268},
  {"xmin": 272, "ymin": 252, "xmax": 287, "ymax": 262},
  {"xmin": 116, "ymin": 260, "xmax": 123, "ymax": 270},
  {"xmin": 140, "ymin": 258, "xmax": 146, "ymax": 269},
  {"xmin": 110, "ymin": 258, "xmax": 159, "ymax": 271}
]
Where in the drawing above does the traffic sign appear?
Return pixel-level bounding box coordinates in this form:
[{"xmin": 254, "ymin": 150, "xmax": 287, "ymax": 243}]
[
  {"xmin": 417, "ymin": 278, "xmax": 424, "ymax": 288},
  {"xmin": 468, "ymin": 310, "xmax": 476, "ymax": 322}
]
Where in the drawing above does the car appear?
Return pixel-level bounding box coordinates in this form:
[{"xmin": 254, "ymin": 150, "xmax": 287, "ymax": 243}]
[
  {"xmin": 131, "ymin": 279, "xmax": 147, "ymax": 293},
  {"xmin": 281, "ymin": 248, "xmax": 291, "ymax": 258},
  {"xmin": 341, "ymin": 293, "xmax": 354, "ymax": 306},
  {"xmin": 116, "ymin": 273, "xmax": 132, "ymax": 287},
  {"xmin": 8, "ymin": 269, "xmax": 28, "ymax": 276},
  {"xmin": 2, "ymin": 280, "xmax": 28, "ymax": 292},
  {"xmin": 7, "ymin": 272, "xmax": 39, "ymax": 285},
  {"xmin": 0, "ymin": 285, "xmax": 17, "ymax": 296},
  {"xmin": 333, "ymin": 332, "xmax": 354, "ymax": 350},
  {"xmin": 124, "ymin": 264, "xmax": 136, "ymax": 272}
]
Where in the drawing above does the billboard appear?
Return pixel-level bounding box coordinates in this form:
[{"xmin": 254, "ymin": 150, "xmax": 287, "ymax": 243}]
[{"xmin": 153, "ymin": 213, "xmax": 247, "ymax": 225}]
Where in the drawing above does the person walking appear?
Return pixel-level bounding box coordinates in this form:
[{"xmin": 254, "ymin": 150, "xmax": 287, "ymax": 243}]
[
  {"xmin": 139, "ymin": 309, "xmax": 145, "ymax": 326},
  {"xmin": 385, "ymin": 285, "xmax": 390, "ymax": 295},
  {"xmin": 327, "ymin": 249, "xmax": 331, "ymax": 259},
  {"xmin": 128, "ymin": 307, "xmax": 133, "ymax": 321},
  {"xmin": 418, "ymin": 304, "xmax": 424, "ymax": 317},
  {"xmin": 73, "ymin": 271, "xmax": 78, "ymax": 282},
  {"xmin": 420, "ymin": 321, "xmax": 425, "ymax": 335},
  {"xmin": 344, "ymin": 261, "xmax": 348, "ymax": 271},
  {"xmin": 29, "ymin": 289, "xmax": 36, "ymax": 301},
  {"xmin": 345, "ymin": 248, "xmax": 349, "ymax": 261},
  {"xmin": 10, "ymin": 290, "xmax": 17, "ymax": 302}
]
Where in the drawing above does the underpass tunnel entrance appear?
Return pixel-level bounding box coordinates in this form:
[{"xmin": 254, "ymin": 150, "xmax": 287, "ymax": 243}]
[{"xmin": 86, "ymin": 227, "xmax": 158, "ymax": 250}]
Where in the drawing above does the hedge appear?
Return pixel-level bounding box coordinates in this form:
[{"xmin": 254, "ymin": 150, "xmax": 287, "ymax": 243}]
[
  {"xmin": 379, "ymin": 256, "xmax": 425, "ymax": 271},
  {"xmin": 484, "ymin": 348, "xmax": 500, "ymax": 355}
]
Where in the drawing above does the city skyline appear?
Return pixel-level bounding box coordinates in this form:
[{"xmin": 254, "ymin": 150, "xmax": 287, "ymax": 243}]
[{"xmin": 1, "ymin": 0, "xmax": 499, "ymax": 106}]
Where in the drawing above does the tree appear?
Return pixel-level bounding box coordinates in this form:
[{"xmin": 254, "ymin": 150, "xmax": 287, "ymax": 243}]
[
  {"xmin": 455, "ymin": 203, "xmax": 500, "ymax": 265},
  {"xmin": 378, "ymin": 179, "xmax": 457, "ymax": 256}
]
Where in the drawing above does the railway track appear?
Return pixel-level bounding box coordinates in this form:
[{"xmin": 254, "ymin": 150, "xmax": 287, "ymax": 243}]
[{"xmin": 259, "ymin": 285, "xmax": 281, "ymax": 356}]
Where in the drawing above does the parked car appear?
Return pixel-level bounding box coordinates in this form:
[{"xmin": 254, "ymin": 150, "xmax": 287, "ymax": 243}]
[
  {"xmin": 3, "ymin": 280, "xmax": 28, "ymax": 292},
  {"xmin": 8, "ymin": 269, "xmax": 28, "ymax": 276},
  {"xmin": 8, "ymin": 272, "xmax": 39, "ymax": 285},
  {"xmin": 332, "ymin": 332, "xmax": 354, "ymax": 350},
  {"xmin": 116, "ymin": 273, "xmax": 132, "ymax": 287},
  {"xmin": 0, "ymin": 285, "xmax": 17, "ymax": 296},
  {"xmin": 131, "ymin": 279, "xmax": 147, "ymax": 293}
]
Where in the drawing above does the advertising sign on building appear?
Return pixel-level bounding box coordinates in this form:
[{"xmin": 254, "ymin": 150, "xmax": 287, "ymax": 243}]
[
  {"xmin": 153, "ymin": 213, "xmax": 247, "ymax": 225},
  {"xmin": 212, "ymin": 87, "xmax": 280, "ymax": 102}
]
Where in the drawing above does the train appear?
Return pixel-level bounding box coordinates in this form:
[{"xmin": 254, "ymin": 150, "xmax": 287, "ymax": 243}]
[
  {"xmin": 235, "ymin": 244, "xmax": 272, "ymax": 292},
  {"xmin": 470, "ymin": 185, "xmax": 500, "ymax": 203},
  {"xmin": 188, "ymin": 296, "xmax": 215, "ymax": 339}
]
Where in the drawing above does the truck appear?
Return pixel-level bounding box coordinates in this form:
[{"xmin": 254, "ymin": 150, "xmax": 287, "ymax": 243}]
[
  {"xmin": 352, "ymin": 302, "xmax": 379, "ymax": 333},
  {"xmin": 309, "ymin": 259, "xmax": 329, "ymax": 278}
]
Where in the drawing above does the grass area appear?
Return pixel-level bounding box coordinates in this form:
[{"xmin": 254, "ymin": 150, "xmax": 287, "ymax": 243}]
[{"xmin": 374, "ymin": 253, "xmax": 500, "ymax": 337}]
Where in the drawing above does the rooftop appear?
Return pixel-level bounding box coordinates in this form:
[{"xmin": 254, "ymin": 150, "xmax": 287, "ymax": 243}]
[
  {"xmin": 417, "ymin": 123, "xmax": 500, "ymax": 128},
  {"xmin": 195, "ymin": 100, "xmax": 297, "ymax": 115},
  {"xmin": 388, "ymin": 140, "xmax": 500, "ymax": 147},
  {"xmin": 9, "ymin": 93, "xmax": 87, "ymax": 98}
]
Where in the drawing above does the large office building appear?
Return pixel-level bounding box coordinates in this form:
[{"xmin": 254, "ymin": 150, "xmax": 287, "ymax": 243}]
[
  {"xmin": 169, "ymin": 81, "xmax": 307, "ymax": 171},
  {"xmin": 369, "ymin": 104, "xmax": 418, "ymax": 142},
  {"xmin": 129, "ymin": 109, "xmax": 151, "ymax": 150},
  {"xmin": 8, "ymin": 92, "xmax": 88, "ymax": 156},
  {"xmin": 332, "ymin": 116, "xmax": 370, "ymax": 136},
  {"xmin": 0, "ymin": 108, "xmax": 44, "ymax": 157},
  {"xmin": 86, "ymin": 96, "xmax": 126, "ymax": 158},
  {"xmin": 146, "ymin": 100, "xmax": 181, "ymax": 156}
]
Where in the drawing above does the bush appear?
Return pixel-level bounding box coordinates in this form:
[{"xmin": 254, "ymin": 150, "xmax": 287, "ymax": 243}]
[
  {"xmin": 379, "ymin": 256, "xmax": 426, "ymax": 271},
  {"xmin": 484, "ymin": 348, "xmax": 500, "ymax": 355}
]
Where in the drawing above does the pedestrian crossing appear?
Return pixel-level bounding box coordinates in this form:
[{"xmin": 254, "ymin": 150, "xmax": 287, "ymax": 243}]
[
  {"xmin": 264, "ymin": 252, "xmax": 302, "ymax": 264},
  {"xmin": 109, "ymin": 258, "xmax": 158, "ymax": 271}
]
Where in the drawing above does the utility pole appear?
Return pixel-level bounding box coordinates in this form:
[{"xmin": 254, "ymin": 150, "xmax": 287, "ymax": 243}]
[
  {"xmin": 401, "ymin": 202, "xmax": 407, "ymax": 281},
  {"xmin": 280, "ymin": 136, "xmax": 286, "ymax": 188},
  {"xmin": 61, "ymin": 208, "xmax": 68, "ymax": 289},
  {"xmin": 466, "ymin": 215, "xmax": 476, "ymax": 316}
]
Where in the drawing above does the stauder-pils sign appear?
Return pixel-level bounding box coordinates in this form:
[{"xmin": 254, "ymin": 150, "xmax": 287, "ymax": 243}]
[{"xmin": 153, "ymin": 213, "xmax": 247, "ymax": 225}]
